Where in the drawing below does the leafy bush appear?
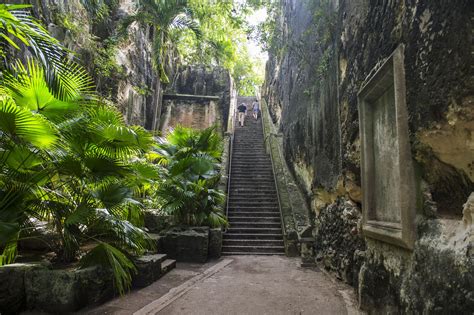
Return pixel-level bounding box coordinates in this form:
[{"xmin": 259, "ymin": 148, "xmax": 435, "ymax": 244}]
[
  {"xmin": 0, "ymin": 4, "xmax": 158, "ymax": 293},
  {"xmin": 152, "ymin": 126, "xmax": 227, "ymax": 228}
]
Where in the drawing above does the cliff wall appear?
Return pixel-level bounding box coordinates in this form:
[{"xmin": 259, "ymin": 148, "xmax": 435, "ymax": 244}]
[
  {"xmin": 23, "ymin": 0, "xmax": 172, "ymax": 130},
  {"xmin": 263, "ymin": 0, "xmax": 473, "ymax": 312}
]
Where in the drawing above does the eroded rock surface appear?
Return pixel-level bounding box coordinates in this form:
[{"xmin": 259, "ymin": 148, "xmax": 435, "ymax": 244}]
[{"xmin": 263, "ymin": 0, "xmax": 473, "ymax": 312}]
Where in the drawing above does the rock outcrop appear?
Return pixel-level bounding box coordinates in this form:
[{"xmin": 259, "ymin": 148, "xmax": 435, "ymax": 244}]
[
  {"xmin": 26, "ymin": 0, "xmax": 167, "ymax": 130},
  {"xmin": 263, "ymin": 0, "xmax": 473, "ymax": 312}
]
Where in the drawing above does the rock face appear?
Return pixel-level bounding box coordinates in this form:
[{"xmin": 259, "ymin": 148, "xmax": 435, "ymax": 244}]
[
  {"xmin": 314, "ymin": 198, "xmax": 365, "ymax": 286},
  {"xmin": 263, "ymin": 0, "xmax": 473, "ymax": 312},
  {"xmin": 27, "ymin": 0, "xmax": 165, "ymax": 130}
]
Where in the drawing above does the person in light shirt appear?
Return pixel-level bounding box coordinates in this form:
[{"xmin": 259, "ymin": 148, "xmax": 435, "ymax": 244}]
[{"xmin": 252, "ymin": 99, "xmax": 259, "ymax": 120}]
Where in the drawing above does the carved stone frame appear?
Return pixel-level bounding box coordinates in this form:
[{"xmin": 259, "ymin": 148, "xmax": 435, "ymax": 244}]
[{"xmin": 358, "ymin": 44, "xmax": 416, "ymax": 250}]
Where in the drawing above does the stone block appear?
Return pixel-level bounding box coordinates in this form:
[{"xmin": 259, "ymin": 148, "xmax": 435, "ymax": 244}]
[
  {"xmin": 0, "ymin": 263, "xmax": 45, "ymax": 314},
  {"xmin": 144, "ymin": 210, "xmax": 172, "ymax": 233},
  {"xmin": 158, "ymin": 227, "xmax": 209, "ymax": 263},
  {"xmin": 24, "ymin": 265, "xmax": 113, "ymax": 313},
  {"xmin": 358, "ymin": 44, "xmax": 416, "ymax": 249},
  {"xmin": 208, "ymin": 228, "xmax": 222, "ymax": 259},
  {"xmin": 76, "ymin": 266, "xmax": 114, "ymax": 305},
  {"xmin": 25, "ymin": 268, "xmax": 81, "ymax": 313},
  {"xmin": 132, "ymin": 254, "xmax": 167, "ymax": 288}
]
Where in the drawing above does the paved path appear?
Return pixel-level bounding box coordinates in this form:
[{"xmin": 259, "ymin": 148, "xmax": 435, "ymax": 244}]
[{"xmin": 82, "ymin": 256, "xmax": 357, "ymax": 315}]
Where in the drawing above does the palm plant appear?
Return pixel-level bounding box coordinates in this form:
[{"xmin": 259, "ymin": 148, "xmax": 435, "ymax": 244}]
[
  {"xmin": 0, "ymin": 4, "xmax": 68, "ymax": 85},
  {"xmin": 0, "ymin": 58, "xmax": 158, "ymax": 293},
  {"xmin": 121, "ymin": 0, "xmax": 201, "ymax": 83},
  {"xmin": 153, "ymin": 126, "xmax": 227, "ymax": 227},
  {"xmin": 0, "ymin": 3, "xmax": 161, "ymax": 294}
]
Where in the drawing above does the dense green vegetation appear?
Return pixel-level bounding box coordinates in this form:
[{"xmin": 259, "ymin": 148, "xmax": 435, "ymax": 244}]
[
  {"xmin": 0, "ymin": 0, "xmax": 273, "ymax": 294},
  {"xmin": 151, "ymin": 0, "xmax": 267, "ymax": 95},
  {"xmin": 0, "ymin": 2, "xmax": 235, "ymax": 294},
  {"xmin": 153, "ymin": 126, "xmax": 227, "ymax": 227}
]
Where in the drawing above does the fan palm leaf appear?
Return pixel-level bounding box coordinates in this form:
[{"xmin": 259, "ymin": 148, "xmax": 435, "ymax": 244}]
[
  {"xmin": 2, "ymin": 59, "xmax": 95, "ymax": 121},
  {"xmin": 0, "ymin": 98, "xmax": 57, "ymax": 148}
]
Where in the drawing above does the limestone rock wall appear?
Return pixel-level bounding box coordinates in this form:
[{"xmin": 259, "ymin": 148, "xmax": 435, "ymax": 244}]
[
  {"xmin": 263, "ymin": 0, "xmax": 473, "ymax": 312},
  {"xmin": 25, "ymin": 0, "xmax": 164, "ymax": 130},
  {"xmin": 160, "ymin": 66, "xmax": 234, "ymax": 134}
]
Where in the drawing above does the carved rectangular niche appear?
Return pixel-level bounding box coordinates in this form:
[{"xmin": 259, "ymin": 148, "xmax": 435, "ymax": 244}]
[{"xmin": 358, "ymin": 44, "xmax": 416, "ymax": 250}]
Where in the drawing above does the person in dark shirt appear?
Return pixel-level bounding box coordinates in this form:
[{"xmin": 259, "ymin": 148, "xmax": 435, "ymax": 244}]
[{"xmin": 237, "ymin": 103, "xmax": 247, "ymax": 127}]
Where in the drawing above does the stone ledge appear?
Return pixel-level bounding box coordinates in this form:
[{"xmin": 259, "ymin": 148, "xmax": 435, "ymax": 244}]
[
  {"xmin": 260, "ymin": 98, "xmax": 313, "ymax": 258},
  {"xmin": 163, "ymin": 93, "xmax": 220, "ymax": 101}
]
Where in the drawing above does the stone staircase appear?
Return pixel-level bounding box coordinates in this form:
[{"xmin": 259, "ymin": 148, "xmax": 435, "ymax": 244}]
[{"xmin": 223, "ymin": 115, "xmax": 285, "ymax": 255}]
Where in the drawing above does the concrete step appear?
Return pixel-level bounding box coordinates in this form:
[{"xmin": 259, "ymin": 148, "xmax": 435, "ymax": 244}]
[
  {"xmin": 231, "ymin": 175, "xmax": 274, "ymax": 179},
  {"xmin": 221, "ymin": 245, "xmax": 285, "ymax": 253},
  {"xmin": 226, "ymin": 227, "xmax": 282, "ymax": 234},
  {"xmin": 223, "ymin": 233, "xmax": 283, "ymax": 240},
  {"xmin": 229, "ymin": 189, "xmax": 276, "ymax": 194},
  {"xmin": 232, "ymin": 154, "xmax": 269, "ymax": 158},
  {"xmin": 230, "ymin": 219, "xmax": 281, "ymax": 229},
  {"xmin": 230, "ymin": 183, "xmax": 275, "ymax": 187},
  {"xmin": 160, "ymin": 259, "xmax": 176, "ymax": 276},
  {"xmin": 223, "ymin": 239, "xmax": 284, "ymax": 247},
  {"xmin": 229, "ymin": 193, "xmax": 276, "ymax": 199},
  {"xmin": 230, "ymin": 174, "xmax": 273, "ymax": 178},
  {"xmin": 228, "ymin": 199, "xmax": 278, "ymax": 205},
  {"xmin": 229, "ymin": 222, "xmax": 282, "ymax": 228},
  {"xmin": 230, "ymin": 188, "xmax": 277, "ymax": 193},
  {"xmin": 228, "ymin": 201, "xmax": 278, "ymax": 206},
  {"xmin": 227, "ymin": 216, "xmax": 281, "ymax": 222},
  {"xmin": 230, "ymin": 173, "xmax": 273, "ymax": 178},
  {"xmin": 227, "ymin": 212, "xmax": 281, "ymax": 217},
  {"xmin": 230, "ymin": 182, "xmax": 275, "ymax": 186},
  {"xmin": 231, "ymin": 169, "xmax": 273, "ymax": 173},
  {"xmin": 221, "ymin": 251, "xmax": 285, "ymax": 256},
  {"xmin": 231, "ymin": 166, "xmax": 272, "ymax": 170},
  {"xmin": 229, "ymin": 198, "xmax": 278, "ymax": 204},
  {"xmin": 227, "ymin": 206, "xmax": 280, "ymax": 211}
]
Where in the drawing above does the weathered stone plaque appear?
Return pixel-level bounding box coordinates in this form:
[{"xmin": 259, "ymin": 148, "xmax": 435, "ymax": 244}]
[{"xmin": 358, "ymin": 44, "xmax": 416, "ymax": 249}]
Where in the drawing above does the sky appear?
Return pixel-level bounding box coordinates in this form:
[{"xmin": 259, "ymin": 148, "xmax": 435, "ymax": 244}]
[{"xmin": 246, "ymin": 7, "xmax": 268, "ymax": 62}]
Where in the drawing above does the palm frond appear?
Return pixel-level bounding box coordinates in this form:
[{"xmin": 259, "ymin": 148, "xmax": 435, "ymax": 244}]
[
  {"xmin": 93, "ymin": 208, "xmax": 154, "ymax": 254},
  {"xmin": 0, "ymin": 98, "xmax": 57, "ymax": 148},
  {"xmin": 80, "ymin": 242, "xmax": 136, "ymax": 295},
  {"xmin": 0, "ymin": 235, "xmax": 18, "ymax": 266},
  {"xmin": 0, "ymin": 4, "xmax": 69, "ymax": 81}
]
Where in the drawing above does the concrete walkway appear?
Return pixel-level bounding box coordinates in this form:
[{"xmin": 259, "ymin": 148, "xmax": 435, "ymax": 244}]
[{"xmin": 82, "ymin": 256, "xmax": 358, "ymax": 315}]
